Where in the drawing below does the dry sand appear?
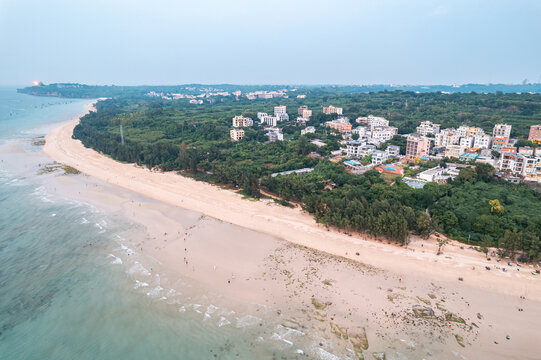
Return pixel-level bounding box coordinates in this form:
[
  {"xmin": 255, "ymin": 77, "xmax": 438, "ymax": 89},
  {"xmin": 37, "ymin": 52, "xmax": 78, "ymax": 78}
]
[{"xmin": 37, "ymin": 102, "xmax": 541, "ymax": 359}]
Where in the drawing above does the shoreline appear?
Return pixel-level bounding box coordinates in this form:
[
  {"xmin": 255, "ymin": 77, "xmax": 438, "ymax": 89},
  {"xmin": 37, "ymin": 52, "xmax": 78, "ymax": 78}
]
[
  {"xmin": 43, "ymin": 103, "xmax": 541, "ymax": 302},
  {"xmin": 0, "ymin": 97, "xmax": 529, "ymax": 358}
]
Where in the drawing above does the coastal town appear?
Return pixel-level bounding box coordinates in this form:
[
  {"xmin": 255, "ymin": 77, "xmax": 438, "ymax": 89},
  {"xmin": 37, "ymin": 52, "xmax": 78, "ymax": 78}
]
[{"xmin": 229, "ymin": 103, "xmax": 541, "ymax": 186}]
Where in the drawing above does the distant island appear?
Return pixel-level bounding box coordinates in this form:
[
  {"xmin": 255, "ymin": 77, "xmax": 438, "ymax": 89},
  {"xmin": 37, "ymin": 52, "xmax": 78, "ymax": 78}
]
[{"xmin": 28, "ymin": 83, "xmax": 541, "ymax": 262}]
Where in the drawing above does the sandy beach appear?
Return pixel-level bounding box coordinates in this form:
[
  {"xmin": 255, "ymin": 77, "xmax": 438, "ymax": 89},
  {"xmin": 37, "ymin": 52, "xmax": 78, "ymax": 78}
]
[{"xmin": 37, "ymin": 103, "xmax": 541, "ymax": 359}]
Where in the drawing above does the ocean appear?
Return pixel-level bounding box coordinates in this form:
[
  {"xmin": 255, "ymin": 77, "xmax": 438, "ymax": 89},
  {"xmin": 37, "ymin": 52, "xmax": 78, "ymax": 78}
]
[{"xmin": 0, "ymin": 88, "xmax": 305, "ymax": 360}]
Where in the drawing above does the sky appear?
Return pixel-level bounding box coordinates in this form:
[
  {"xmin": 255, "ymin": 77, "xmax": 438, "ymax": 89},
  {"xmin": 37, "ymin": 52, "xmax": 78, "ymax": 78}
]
[{"xmin": 0, "ymin": 0, "xmax": 540, "ymax": 86}]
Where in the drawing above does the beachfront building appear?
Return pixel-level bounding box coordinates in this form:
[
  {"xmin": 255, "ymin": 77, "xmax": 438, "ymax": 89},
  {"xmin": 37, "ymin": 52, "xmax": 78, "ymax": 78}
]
[
  {"xmin": 232, "ymin": 115, "xmax": 249, "ymax": 127},
  {"xmin": 406, "ymin": 134, "xmax": 430, "ymax": 160},
  {"xmin": 325, "ymin": 117, "xmax": 352, "ymax": 133},
  {"xmin": 230, "ymin": 128, "xmax": 245, "ymax": 141},
  {"xmin": 528, "ymin": 125, "xmax": 541, "ymax": 143},
  {"xmin": 301, "ymin": 126, "xmax": 316, "ymax": 135},
  {"xmin": 323, "ymin": 105, "xmax": 343, "ymax": 115},
  {"xmin": 493, "ymin": 123, "xmax": 512, "ymax": 138},
  {"xmin": 416, "ymin": 121, "xmax": 441, "ymax": 136}
]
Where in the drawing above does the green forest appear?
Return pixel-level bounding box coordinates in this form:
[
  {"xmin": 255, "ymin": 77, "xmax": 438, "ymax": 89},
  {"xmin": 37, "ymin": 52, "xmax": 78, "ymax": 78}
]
[{"xmin": 72, "ymin": 91, "xmax": 541, "ymax": 261}]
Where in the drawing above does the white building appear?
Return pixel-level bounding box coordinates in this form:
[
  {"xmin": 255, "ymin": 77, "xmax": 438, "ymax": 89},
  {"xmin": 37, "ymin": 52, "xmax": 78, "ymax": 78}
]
[
  {"xmin": 416, "ymin": 121, "xmax": 441, "ymax": 136},
  {"xmin": 352, "ymin": 126, "xmax": 367, "ymax": 138},
  {"xmin": 417, "ymin": 166, "xmax": 446, "ymax": 182},
  {"xmin": 371, "ymin": 150, "xmax": 389, "ymax": 165},
  {"xmin": 257, "ymin": 112, "xmax": 268, "ymax": 121},
  {"xmin": 386, "ymin": 145, "xmax": 401, "ymax": 157},
  {"xmin": 301, "ymin": 126, "xmax": 316, "ymax": 135},
  {"xmin": 459, "ymin": 136, "xmax": 474, "ymax": 149},
  {"xmin": 346, "ymin": 141, "xmax": 376, "ymax": 158},
  {"xmin": 493, "ymin": 124, "xmax": 512, "ymax": 138},
  {"xmin": 474, "ymin": 135, "xmax": 492, "ymax": 149},
  {"xmin": 435, "ymin": 128, "xmax": 460, "ymax": 147},
  {"xmin": 369, "ymin": 126, "xmax": 395, "ymax": 143},
  {"xmin": 276, "ymin": 113, "xmax": 289, "ymax": 121},
  {"xmin": 357, "ymin": 115, "xmax": 389, "ymax": 130},
  {"xmin": 261, "ymin": 115, "xmax": 277, "ymax": 127}
]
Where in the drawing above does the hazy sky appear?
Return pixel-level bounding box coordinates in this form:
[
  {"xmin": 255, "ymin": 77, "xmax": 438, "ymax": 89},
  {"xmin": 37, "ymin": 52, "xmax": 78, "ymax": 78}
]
[{"xmin": 0, "ymin": 0, "xmax": 540, "ymax": 86}]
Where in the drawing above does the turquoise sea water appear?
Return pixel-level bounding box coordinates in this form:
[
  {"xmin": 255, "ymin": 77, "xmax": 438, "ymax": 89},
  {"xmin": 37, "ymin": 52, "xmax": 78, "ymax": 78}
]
[{"xmin": 0, "ymin": 88, "xmax": 304, "ymax": 360}]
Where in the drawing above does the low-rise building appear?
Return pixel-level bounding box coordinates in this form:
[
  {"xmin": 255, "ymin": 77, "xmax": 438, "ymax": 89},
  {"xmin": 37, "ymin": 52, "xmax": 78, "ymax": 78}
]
[
  {"xmin": 376, "ymin": 164, "xmax": 404, "ymax": 176},
  {"xmin": 444, "ymin": 144, "xmax": 466, "ymax": 158},
  {"xmin": 261, "ymin": 115, "xmax": 278, "ymax": 127},
  {"xmin": 267, "ymin": 130, "xmax": 283, "ymax": 142},
  {"xmin": 298, "ymin": 105, "xmax": 308, "ymax": 115},
  {"xmin": 297, "ymin": 117, "xmax": 309, "ymax": 126},
  {"xmin": 302, "ymin": 109, "xmax": 312, "ymax": 118},
  {"xmin": 371, "ymin": 150, "xmax": 389, "ymax": 165},
  {"xmin": 301, "ymin": 126, "xmax": 316, "ymax": 135},
  {"xmin": 230, "ymin": 128, "xmax": 245, "ymax": 141},
  {"xmin": 325, "ymin": 117, "xmax": 352, "ymax": 133},
  {"xmin": 323, "ymin": 105, "xmax": 343, "ymax": 115},
  {"xmin": 356, "ymin": 115, "xmax": 389, "ymax": 130},
  {"xmin": 417, "ymin": 166, "xmax": 446, "ymax": 182},
  {"xmin": 386, "ymin": 145, "xmax": 401, "ymax": 157},
  {"xmin": 346, "ymin": 141, "xmax": 376, "ymax": 158}
]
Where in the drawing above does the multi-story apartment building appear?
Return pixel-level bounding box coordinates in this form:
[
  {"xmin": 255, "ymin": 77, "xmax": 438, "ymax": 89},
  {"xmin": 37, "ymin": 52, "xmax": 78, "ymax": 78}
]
[
  {"xmin": 474, "ymin": 134, "xmax": 492, "ymax": 149},
  {"xmin": 371, "ymin": 150, "xmax": 389, "ymax": 166},
  {"xmin": 357, "ymin": 115, "xmax": 389, "ymax": 130},
  {"xmin": 416, "ymin": 121, "xmax": 441, "ymax": 136},
  {"xmin": 261, "ymin": 115, "xmax": 278, "ymax": 127},
  {"xmin": 302, "ymin": 109, "xmax": 312, "ymax": 118},
  {"xmin": 325, "ymin": 117, "xmax": 352, "ymax": 133},
  {"xmin": 323, "ymin": 105, "xmax": 343, "ymax": 115},
  {"xmin": 386, "ymin": 145, "xmax": 401, "ymax": 157},
  {"xmin": 459, "ymin": 136, "xmax": 474, "ymax": 149},
  {"xmin": 230, "ymin": 128, "xmax": 245, "ymax": 141},
  {"xmin": 406, "ymin": 134, "xmax": 430, "ymax": 160},
  {"xmin": 267, "ymin": 130, "xmax": 284, "ymax": 142},
  {"xmin": 369, "ymin": 126, "xmax": 397, "ymax": 142},
  {"xmin": 491, "ymin": 137, "xmax": 510, "ymax": 153},
  {"xmin": 298, "ymin": 105, "xmax": 308, "ymax": 115},
  {"xmin": 352, "ymin": 126, "xmax": 367, "ymax": 138},
  {"xmin": 274, "ymin": 105, "xmax": 287, "ymax": 116},
  {"xmin": 493, "ymin": 124, "xmax": 512, "ymax": 138},
  {"xmin": 232, "ymin": 115, "xmax": 248, "ymax": 127},
  {"xmin": 346, "ymin": 141, "xmax": 376, "ymax": 158},
  {"xmin": 434, "ymin": 128, "xmax": 460, "ymax": 147},
  {"xmin": 528, "ymin": 125, "xmax": 541, "ymax": 143}
]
